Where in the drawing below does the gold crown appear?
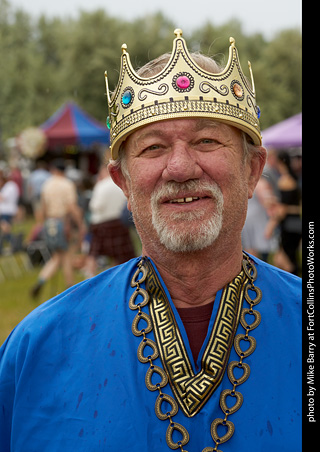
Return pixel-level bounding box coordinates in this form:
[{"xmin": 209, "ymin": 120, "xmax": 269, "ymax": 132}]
[{"xmin": 105, "ymin": 29, "xmax": 262, "ymax": 159}]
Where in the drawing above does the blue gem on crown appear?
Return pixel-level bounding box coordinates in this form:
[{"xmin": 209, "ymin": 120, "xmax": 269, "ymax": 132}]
[
  {"xmin": 256, "ymin": 106, "xmax": 261, "ymax": 119},
  {"xmin": 121, "ymin": 87, "xmax": 134, "ymax": 108}
]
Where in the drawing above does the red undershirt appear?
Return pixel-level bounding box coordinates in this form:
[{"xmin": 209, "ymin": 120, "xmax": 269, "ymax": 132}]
[{"xmin": 176, "ymin": 300, "xmax": 215, "ymax": 369}]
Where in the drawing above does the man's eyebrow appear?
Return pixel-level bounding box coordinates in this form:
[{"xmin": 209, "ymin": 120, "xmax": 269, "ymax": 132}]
[
  {"xmin": 132, "ymin": 119, "xmax": 221, "ymax": 146},
  {"xmin": 195, "ymin": 119, "xmax": 220, "ymax": 131},
  {"xmin": 136, "ymin": 129, "xmax": 166, "ymax": 141},
  {"xmin": 130, "ymin": 129, "xmax": 168, "ymax": 149}
]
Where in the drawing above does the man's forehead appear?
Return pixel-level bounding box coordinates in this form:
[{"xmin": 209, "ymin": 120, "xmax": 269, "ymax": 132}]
[{"xmin": 130, "ymin": 118, "xmax": 234, "ymax": 141}]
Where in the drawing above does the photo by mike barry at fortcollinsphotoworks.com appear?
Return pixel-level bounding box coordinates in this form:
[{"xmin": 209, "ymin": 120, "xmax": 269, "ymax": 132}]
[{"xmin": 305, "ymin": 221, "xmax": 317, "ymax": 428}]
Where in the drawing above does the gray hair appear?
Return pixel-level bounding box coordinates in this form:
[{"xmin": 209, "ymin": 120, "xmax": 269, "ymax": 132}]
[{"xmin": 136, "ymin": 51, "xmax": 223, "ymax": 77}]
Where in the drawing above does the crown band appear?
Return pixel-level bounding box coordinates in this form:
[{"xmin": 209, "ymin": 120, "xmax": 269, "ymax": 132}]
[{"xmin": 105, "ymin": 29, "xmax": 262, "ymax": 159}]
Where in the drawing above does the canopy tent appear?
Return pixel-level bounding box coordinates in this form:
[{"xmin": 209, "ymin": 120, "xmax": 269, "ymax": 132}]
[
  {"xmin": 40, "ymin": 101, "xmax": 109, "ymax": 149},
  {"xmin": 261, "ymin": 112, "xmax": 302, "ymax": 149}
]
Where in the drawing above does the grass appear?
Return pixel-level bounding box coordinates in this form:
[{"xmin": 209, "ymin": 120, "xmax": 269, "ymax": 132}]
[
  {"xmin": 0, "ymin": 214, "xmax": 140, "ymax": 346},
  {"xmin": 0, "ymin": 215, "xmax": 85, "ymax": 345},
  {"xmin": 0, "ymin": 258, "xmax": 84, "ymax": 345}
]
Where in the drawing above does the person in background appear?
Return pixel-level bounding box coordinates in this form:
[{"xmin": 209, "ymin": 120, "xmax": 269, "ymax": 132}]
[
  {"xmin": 242, "ymin": 173, "xmax": 279, "ymax": 262},
  {"xmin": 27, "ymin": 160, "xmax": 51, "ymax": 221},
  {"xmin": 267, "ymin": 150, "xmax": 302, "ymax": 275},
  {"xmin": 30, "ymin": 159, "xmax": 85, "ymax": 298},
  {"xmin": 0, "ymin": 164, "xmax": 20, "ymax": 253},
  {"xmin": 83, "ymin": 160, "xmax": 136, "ymax": 277},
  {"xmin": 290, "ymin": 148, "xmax": 302, "ymax": 193}
]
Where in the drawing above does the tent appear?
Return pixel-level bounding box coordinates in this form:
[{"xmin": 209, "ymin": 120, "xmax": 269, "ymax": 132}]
[
  {"xmin": 40, "ymin": 101, "xmax": 109, "ymax": 149},
  {"xmin": 262, "ymin": 112, "xmax": 302, "ymax": 149}
]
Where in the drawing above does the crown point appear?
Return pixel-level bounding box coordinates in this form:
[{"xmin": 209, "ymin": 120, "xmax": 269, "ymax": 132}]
[
  {"xmin": 174, "ymin": 28, "xmax": 183, "ymax": 38},
  {"xmin": 121, "ymin": 43, "xmax": 128, "ymax": 54},
  {"xmin": 229, "ymin": 37, "xmax": 236, "ymax": 47}
]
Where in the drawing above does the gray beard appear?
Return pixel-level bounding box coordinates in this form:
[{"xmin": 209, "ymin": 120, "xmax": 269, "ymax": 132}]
[{"xmin": 150, "ymin": 180, "xmax": 224, "ymax": 253}]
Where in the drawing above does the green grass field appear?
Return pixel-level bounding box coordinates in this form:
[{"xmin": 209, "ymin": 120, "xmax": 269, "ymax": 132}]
[
  {"xmin": 0, "ymin": 258, "xmax": 84, "ymax": 344},
  {"xmin": 0, "ymin": 216, "xmax": 85, "ymax": 344},
  {"xmin": 0, "ymin": 215, "xmax": 141, "ymax": 345}
]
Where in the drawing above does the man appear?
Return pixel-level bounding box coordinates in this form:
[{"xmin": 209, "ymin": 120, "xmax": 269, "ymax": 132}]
[
  {"xmin": 0, "ymin": 30, "xmax": 301, "ymax": 451},
  {"xmin": 30, "ymin": 159, "xmax": 84, "ymax": 298},
  {"xmin": 83, "ymin": 161, "xmax": 136, "ymax": 277}
]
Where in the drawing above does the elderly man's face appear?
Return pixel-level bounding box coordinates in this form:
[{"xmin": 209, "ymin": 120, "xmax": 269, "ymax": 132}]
[{"xmin": 110, "ymin": 118, "xmax": 263, "ymax": 254}]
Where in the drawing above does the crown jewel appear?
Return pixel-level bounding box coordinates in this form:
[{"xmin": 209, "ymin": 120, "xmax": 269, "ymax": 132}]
[{"xmin": 105, "ymin": 29, "xmax": 262, "ymax": 159}]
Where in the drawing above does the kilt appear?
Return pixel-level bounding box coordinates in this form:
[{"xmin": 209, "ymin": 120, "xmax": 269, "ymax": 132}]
[{"xmin": 89, "ymin": 219, "xmax": 135, "ymax": 264}]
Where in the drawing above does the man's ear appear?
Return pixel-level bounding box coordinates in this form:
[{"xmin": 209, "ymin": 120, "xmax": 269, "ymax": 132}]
[
  {"xmin": 108, "ymin": 163, "xmax": 130, "ymax": 201},
  {"xmin": 247, "ymin": 146, "xmax": 267, "ymax": 199}
]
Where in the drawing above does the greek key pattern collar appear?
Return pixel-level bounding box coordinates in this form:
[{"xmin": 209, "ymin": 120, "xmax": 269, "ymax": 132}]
[{"xmin": 144, "ymin": 258, "xmax": 248, "ymax": 417}]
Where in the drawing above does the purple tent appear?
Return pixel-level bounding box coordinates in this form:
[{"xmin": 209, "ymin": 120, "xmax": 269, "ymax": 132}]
[{"xmin": 262, "ymin": 113, "xmax": 302, "ymax": 149}]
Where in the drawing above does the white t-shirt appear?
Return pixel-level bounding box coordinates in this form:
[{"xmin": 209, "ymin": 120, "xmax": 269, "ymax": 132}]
[
  {"xmin": 0, "ymin": 181, "xmax": 20, "ymax": 216},
  {"xmin": 89, "ymin": 177, "xmax": 127, "ymax": 224}
]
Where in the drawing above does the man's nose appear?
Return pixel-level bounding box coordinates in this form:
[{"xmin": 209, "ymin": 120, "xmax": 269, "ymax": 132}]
[{"xmin": 162, "ymin": 143, "xmax": 203, "ymax": 182}]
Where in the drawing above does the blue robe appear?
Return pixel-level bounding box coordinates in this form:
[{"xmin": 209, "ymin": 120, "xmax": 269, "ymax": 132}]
[{"xmin": 0, "ymin": 255, "xmax": 302, "ymax": 451}]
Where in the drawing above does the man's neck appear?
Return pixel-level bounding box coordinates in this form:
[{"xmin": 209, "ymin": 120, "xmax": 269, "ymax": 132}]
[{"xmin": 143, "ymin": 242, "xmax": 244, "ymax": 309}]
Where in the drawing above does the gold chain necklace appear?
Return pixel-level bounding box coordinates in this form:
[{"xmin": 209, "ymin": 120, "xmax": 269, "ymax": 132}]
[{"xmin": 129, "ymin": 254, "xmax": 262, "ymax": 451}]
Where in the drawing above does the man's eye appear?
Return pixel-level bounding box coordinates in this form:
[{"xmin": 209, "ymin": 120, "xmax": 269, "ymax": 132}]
[
  {"xmin": 142, "ymin": 144, "xmax": 165, "ymax": 154},
  {"xmin": 194, "ymin": 137, "xmax": 224, "ymax": 152},
  {"xmin": 146, "ymin": 144, "xmax": 161, "ymax": 150},
  {"xmin": 198, "ymin": 138, "xmax": 221, "ymax": 146},
  {"xmin": 139, "ymin": 143, "xmax": 163, "ymax": 157}
]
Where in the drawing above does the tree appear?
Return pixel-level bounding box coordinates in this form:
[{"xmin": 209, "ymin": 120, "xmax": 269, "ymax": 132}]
[
  {"xmin": 0, "ymin": 4, "xmax": 38, "ymax": 139},
  {"xmin": 254, "ymin": 29, "xmax": 302, "ymax": 129},
  {"xmin": 0, "ymin": 2, "xmax": 302, "ymax": 143}
]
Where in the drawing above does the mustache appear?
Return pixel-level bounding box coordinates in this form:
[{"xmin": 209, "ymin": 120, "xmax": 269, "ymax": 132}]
[{"xmin": 151, "ymin": 179, "xmax": 224, "ymax": 207}]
